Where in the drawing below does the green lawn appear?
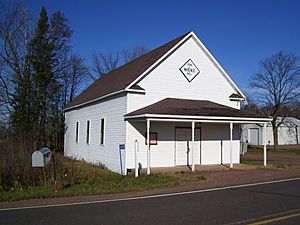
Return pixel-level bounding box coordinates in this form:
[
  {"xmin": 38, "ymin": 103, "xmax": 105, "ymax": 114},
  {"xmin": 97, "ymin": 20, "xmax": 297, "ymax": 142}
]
[
  {"xmin": 0, "ymin": 156, "xmax": 200, "ymax": 202},
  {"xmin": 241, "ymin": 146, "xmax": 300, "ymax": 169},
  {"xmin": 246, "ymin": 147, "xmax": 300, "ymax": 155}
]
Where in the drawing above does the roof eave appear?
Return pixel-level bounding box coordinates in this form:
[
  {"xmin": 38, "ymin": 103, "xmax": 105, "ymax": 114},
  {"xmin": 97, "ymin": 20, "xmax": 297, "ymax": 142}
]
[
  {"xmin": 229, "ymin": 97, "xmax": 245, "ymax": 101},
  {"xmin": 190, "ymin": 31, "xmax": 246, "ymax": 99},
  {"xmin": 125, "ymin": 31, "xmax": 246, "ymax": 99},
  {"xmin": 125, "ymin": 31, "xmax": 193, "ymax": 90},
  {"xmin": 124, "ymin": 113, "xmax": 272, "ymax": 122},
  {"xmin": 64, "ymin": 89, "xmax": 125, "ymax": 112},
  {"xmin": 125, "ymin": 87, "xmax": 146, "ymax": 93}
]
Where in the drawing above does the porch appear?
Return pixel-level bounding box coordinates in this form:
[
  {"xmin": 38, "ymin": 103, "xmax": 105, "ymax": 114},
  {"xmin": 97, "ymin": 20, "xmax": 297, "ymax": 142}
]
[{"xmin": 124, "ymin": 98, "xmax": 272, "ymax": 176}]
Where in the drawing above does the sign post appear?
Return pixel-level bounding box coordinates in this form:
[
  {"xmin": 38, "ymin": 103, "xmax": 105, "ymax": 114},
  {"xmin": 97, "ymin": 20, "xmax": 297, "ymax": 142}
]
[{"xmin": 119, "ymin": 144, "xmax": 125, "ymax": 175}]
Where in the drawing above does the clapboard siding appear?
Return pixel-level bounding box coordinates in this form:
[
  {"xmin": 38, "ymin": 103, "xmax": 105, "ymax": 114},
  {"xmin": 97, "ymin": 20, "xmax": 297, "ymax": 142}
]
[
  {"xmin": 126, "ymin": 121, "xmax": 196, "ymax": 168},
  {"xmin": 127, "ymin": 36, "xmax": 240, "ymax": 113},
  {"xmin": 126, "ymin": 122, "xmax": 240, "ymax": 168},
  {"xmin": 64, "ymin": 94, "xmax": 127, "ymax": 173},
  {"xmin": 201, "ymin": 123, "xmax": 240, "ymax": 164}
]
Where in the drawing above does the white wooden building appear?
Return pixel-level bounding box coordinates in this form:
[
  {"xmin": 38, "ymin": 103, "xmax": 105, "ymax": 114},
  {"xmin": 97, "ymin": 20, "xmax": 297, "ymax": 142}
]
[
  {"xmin": 242, "ymin": 117, "xmax": 300, "ymax": 146},
  {"xmin": 64, "ymin": 31, "xmax": 271, "ymax": 175}
]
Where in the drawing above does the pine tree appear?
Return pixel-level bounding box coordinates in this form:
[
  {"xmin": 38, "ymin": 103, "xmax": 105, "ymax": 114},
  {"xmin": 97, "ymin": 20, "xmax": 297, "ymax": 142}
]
[
  {"xmin": 28, "ymin": 6, "xmax": 58, "ymax": 148},
  {"xmin": 10, "ymin": 6, "xmax": 82, "ymax": 151}
]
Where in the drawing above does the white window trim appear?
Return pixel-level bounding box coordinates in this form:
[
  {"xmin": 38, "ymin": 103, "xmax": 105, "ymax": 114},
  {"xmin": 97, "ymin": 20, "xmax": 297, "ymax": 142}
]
[
  {"xmin": 75, "ymin": 121, "xmax": 80, "ymax": 144},
  {"xmin": 86, "ymin": 120, "xmax": 91, "ymax": 145},
  {"xmin": 100, "ymin": 118, "xmax": 106, "ymax": 146}
]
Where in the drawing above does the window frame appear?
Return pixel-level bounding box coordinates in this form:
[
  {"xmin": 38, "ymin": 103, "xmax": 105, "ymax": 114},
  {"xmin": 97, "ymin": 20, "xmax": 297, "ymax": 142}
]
[
  {"xmin": 75, "ymin": 121, "xmax": 80, "ymax": 143},
  {"xmin": 100, "ymin": 118, "xmax": 105, "ymax": 145},
  {"xmin": 86, "ymin": 120, "xmax": 90, "ymax": 144},
  {"xmin": 145, "ymin": 132, "xmax": 158, "ymax": 145}
]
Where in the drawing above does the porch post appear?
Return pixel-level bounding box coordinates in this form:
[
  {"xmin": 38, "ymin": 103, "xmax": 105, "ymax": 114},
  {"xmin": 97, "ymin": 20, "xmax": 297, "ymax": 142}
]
[
  {"xmin": 147, "ymin": 119, "xmax": 151, "ymax": 174},
  {"xmin": 192, "ymin": 121, "xmax": 195, "ymax": 171},
  {"xmin": 263, "ymin": 122, "xmax": 267, "ymax": 166},
  {"xmin": 135, "ymin": 140, "xmax": 139, "ymax": 177},
  {"xmin": 230, "ymin": 122, "xmax": 233, "ymax": 168}
]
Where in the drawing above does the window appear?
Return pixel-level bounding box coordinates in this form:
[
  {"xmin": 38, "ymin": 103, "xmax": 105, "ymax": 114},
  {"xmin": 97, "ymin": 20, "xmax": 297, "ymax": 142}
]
[
  {"xmin": 145, "ymin": 132, "xmax": 158, "ymax": 145},
  {"xmin": 100, "ymin": 118, "xmax": 105, "ymax": 145},
  {"xmin": 75, "ymin": 122, "xmax": 79, "ymax": 143},
  {"xmin": 86, "ymin": 120, "xmax": 90, "ymax": 144}
]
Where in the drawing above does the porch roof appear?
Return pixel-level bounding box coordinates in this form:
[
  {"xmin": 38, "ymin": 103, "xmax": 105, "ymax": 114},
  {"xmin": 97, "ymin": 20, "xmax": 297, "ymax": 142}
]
[{"xmin": 125, "ymin": 98, "xmax": 272, "ymax": 122}]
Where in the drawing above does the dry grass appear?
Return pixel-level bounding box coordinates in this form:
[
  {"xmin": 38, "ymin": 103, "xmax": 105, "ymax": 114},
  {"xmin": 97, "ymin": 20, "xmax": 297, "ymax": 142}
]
[{"xmin": 0, "ymin": 153, "xmax": 188, "ymax": 202}]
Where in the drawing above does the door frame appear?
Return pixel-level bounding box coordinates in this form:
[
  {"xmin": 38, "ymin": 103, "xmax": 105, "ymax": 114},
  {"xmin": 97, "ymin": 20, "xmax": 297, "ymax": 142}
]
[{"xmin": 174, "ymin": 127, "xmax": 201, "ymax": 166}]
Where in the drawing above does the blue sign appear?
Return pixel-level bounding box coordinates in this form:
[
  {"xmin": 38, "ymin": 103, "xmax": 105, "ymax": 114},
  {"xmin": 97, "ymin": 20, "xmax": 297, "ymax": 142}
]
[{"xmin": 119, "ymin": 144, "xmax": 125, "ymax": 150}]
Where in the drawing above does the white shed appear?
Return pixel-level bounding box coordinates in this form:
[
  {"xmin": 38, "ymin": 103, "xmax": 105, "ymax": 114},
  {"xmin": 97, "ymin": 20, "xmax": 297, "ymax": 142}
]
[
  {"xmin": 242, "ymin": 117, "xmax": 300, "ymax": 146},
  {"xmin": 64, "ymin": 31, "xmax": 271, "ymax": 174}
]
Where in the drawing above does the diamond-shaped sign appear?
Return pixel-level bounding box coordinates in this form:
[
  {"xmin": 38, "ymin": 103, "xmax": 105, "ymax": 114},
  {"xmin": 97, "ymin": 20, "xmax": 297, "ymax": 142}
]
[{"xmin": 179, "ymin": 59, "xmax": 200, "ymax": 82}]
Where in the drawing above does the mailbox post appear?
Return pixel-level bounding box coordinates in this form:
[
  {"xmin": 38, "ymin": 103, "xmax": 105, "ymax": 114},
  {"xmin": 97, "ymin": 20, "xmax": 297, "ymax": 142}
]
[{"xmin": 32, "ymin": 147, "xmax": 57, "ymax": 191}]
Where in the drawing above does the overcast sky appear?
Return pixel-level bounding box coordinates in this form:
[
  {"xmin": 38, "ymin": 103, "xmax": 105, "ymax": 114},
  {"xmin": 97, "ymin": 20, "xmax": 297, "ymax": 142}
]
[{"xmin": 25, "ymin": 0, "xmax": 300, "ymax": 92}]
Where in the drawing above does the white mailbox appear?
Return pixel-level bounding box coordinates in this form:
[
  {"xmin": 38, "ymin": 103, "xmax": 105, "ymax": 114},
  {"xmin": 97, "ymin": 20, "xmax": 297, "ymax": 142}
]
[{"xmin": 32, "ymin": 147, "xmax": 51, "ymax": 167}]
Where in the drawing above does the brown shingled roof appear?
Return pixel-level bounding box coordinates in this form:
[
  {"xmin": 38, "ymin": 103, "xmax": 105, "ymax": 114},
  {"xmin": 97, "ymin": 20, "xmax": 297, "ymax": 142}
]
[
  {"xmin": 65, "ymin": 32, "xmax": 190, "ymax": 110},
  {"xmin": 125, "ymin": 98, "xmax": 268, "ymax": 119},
  {"xmin": 229, "ymin": 93, "xmax": 243, "ymax": 99}
]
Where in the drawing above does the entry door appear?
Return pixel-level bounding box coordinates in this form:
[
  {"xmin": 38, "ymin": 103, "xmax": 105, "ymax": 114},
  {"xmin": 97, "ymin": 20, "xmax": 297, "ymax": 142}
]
[
  {"xmin": 175, "ymin": 128, "xmax": 200, "ymax": 166},
  {"xmin": 249, "ymin": 128, "xmax": 259, "ymax": 145}
]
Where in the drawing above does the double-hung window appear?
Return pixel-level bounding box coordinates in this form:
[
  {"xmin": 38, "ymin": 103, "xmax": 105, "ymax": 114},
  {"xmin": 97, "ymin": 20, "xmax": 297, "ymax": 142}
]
[
  {"xmin": 100, "ymin": 118, "xmax": 105, "ymax": 145},
  {"xmin": 75, "ymin": 122, "xmax": 79, "ymax": 143},
  {"xmin": 86, "ymin": 120, "xmax": 90, "ymax": 144}
]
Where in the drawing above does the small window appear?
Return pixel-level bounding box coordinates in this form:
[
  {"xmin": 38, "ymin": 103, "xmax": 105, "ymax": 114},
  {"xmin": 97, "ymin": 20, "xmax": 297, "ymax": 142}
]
[
  {"xmin": 145, "ymin": 132, "xmax": 158, "ymax": 145},
  {"xmin": 100, "ymin": 118, "xmax": 105, "ymax": 145},
  {"xmin": 75, "ymin": 122, "xmax": 79, "ymax": 143},
  {"xmin": 86, "ymin": 120, "xmax": 90, "ymax": 144}
]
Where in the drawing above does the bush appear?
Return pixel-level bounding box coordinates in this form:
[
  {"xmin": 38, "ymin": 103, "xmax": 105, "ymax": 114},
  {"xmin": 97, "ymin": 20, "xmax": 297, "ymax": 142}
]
[
  {"xmin": 0, "ymin": 139, "xmax": 51, "ymax": 190},
  {"xmin": 0, "ymin": 139, "xmax": 88, "ymax": 191}
]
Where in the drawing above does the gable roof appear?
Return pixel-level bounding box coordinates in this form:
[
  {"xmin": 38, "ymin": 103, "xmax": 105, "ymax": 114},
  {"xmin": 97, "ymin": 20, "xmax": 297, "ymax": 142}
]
[
  {"xmin": 125, "ymin": 98, "xmax": 269, "ymax": 120},
  {"xmin": 65, "ymin": 31, "xmax": 246, "ymax": 111},
  {"xmin": 64, "ymin": 32, "xmax": 189, "ymax": 110}
]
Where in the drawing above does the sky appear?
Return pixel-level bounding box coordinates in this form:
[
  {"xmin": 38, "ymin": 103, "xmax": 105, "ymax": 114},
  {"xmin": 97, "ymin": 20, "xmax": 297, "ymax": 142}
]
[{"xmin": 25, "ymin": 0, "xmax": 300, "ymax": 92}]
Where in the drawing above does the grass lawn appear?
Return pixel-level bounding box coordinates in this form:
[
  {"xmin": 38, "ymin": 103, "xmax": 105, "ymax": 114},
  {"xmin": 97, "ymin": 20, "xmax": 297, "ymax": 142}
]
[
  {"xmin": 241, "ymin": 146, "xmax": 300, "ymax": 169},
  {"xmin": 246, "ymin": 147, "xmax": 300, "ymax": 155},
  {"xmin": 0, "ymin": 156, "xmax": 202, "ymax": 202}
]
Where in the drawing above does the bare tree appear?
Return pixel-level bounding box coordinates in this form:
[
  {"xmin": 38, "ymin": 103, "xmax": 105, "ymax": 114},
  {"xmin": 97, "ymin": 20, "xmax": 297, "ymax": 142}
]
[
  {"xmin": 242, "ymin": 95, "xmax": 260, "ymax": 114},
  {"xmin": 122, "ymin": 45, "xmax": 148, "ymax": 63},
  {"xmin": 0, "ymin": 1, "xmax": 33, "ymax": 119},
  {"xmin": 91, "ymin": 45, "xmax": 148, "ymax": 80},
  {"xmin": 91, "ymin": 50, "xmax": 119, "ymax": 79},
  {"xmin": 249, "ymin": 51, "xmax": 300, "ymax": 150},
  {"xmin": 61, "ymin": 54, "xmax": 90, "ymax": 105}
]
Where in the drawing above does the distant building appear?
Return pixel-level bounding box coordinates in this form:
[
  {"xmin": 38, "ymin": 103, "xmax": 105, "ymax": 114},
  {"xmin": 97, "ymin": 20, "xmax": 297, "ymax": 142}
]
[
  {"xmin": 242, "ymin": 117, "xmax": 300, "ymax": 145},
  {"xmin": 64, "ymin": 32, "xmax": 271, "ymax": 174}
]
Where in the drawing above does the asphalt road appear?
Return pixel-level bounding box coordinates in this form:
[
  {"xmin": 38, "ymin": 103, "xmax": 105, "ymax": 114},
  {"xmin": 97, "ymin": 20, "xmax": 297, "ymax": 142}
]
[{"xmin": 1, "ymin": 178, "xmax": 300, "ymax": 225}]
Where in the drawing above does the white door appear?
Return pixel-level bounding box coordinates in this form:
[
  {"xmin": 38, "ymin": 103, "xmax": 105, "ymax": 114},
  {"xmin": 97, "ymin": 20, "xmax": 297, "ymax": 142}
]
[
  {"xmin": 175, "ymin": 128, "xmax": 200, "ymax": 166},
  {"xmin": 249, "ymin": 128, "xmax": 259, "ymax": 145}
]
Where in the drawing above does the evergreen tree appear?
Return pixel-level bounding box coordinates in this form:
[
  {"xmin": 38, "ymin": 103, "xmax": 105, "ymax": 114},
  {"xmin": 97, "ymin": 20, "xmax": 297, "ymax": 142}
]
[
  {"xmin": 8, "ymin": 5, "xmax": 87, "ymax": 152},
  {"xmin": 28, "ymin": 6, "xmax": 58, "ymax": 148}
]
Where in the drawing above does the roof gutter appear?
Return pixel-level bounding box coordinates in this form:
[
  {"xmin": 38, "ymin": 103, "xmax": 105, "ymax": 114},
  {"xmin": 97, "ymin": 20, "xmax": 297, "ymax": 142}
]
[
  {"xmin": 124, "ymin": 113, "xmax": 272, "ymax": 122},
  {"xmin": 64, "ymin": 90, "xmax": 125, "ymax": 112}
]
